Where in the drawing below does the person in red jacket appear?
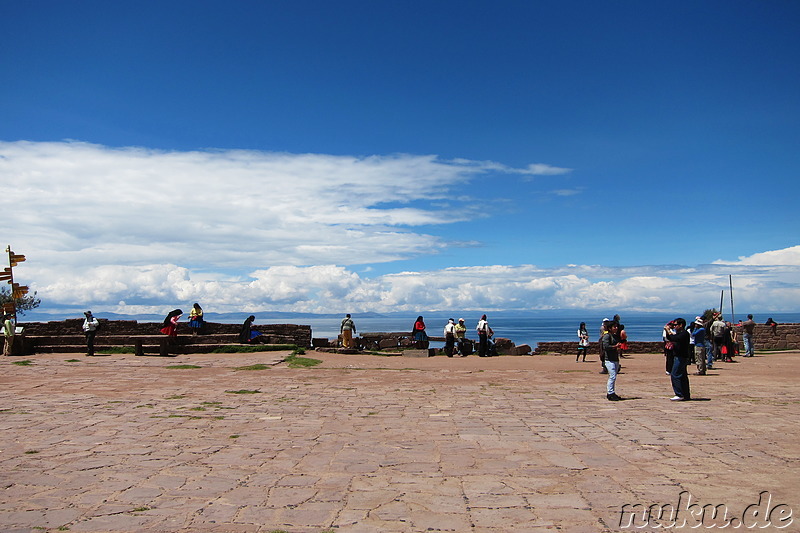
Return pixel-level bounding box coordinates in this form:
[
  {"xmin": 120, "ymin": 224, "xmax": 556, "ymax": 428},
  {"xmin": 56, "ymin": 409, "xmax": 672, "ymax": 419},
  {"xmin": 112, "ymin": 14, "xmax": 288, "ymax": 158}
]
[{"xmin": 412, "ymin": 316, "xmax": 428, "ymax": 348}]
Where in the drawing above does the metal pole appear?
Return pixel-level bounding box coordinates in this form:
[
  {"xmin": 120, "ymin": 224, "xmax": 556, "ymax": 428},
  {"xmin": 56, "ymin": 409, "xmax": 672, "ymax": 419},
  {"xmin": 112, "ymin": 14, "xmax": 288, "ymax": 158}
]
[
  {"xmin": 729, "ymin": 275, "xmax": 735, "ymax": 324},
  {"xmin": 4, "ymin": 245, "xmax": 15, "ymax": 319},
  {"xmin": 719, "ymin": 289, "xmax": 724, "ymax": 316}
]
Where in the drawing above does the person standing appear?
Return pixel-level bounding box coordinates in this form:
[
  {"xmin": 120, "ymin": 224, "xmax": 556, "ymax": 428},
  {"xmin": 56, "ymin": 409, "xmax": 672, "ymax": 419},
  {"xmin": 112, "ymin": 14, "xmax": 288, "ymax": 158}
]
[
  {"xmin": 665, "ymin": 318, "xmax": 692, "ymax": 401},
  {"xmin": 340, "ymin": 313, "xmax": 356, "ymax": 349},
  {"xmin": 617, "ymin": 323, "xmax": 628, "ymax": 358},
  {"xmin": 602, "ymin": 322, "xmax": 622, "ymax": 400},
  {"xmin": 455, "ymin": 318, "xmax": 469, "ymax": 356},
  {"xmin": 599, "ymin": 318, "xmax": 611, "ymax": 373},
  {"xmin": 710, "ymin": 314, "xmax": 726, "ymax": 361},
  {"xmin": 704, "ymin": 324, "xmax": 715, "ymax": 371},
  {"xmin": 577, "ymin": 322, "xmax": 589, "ymax": 362},
  {"xmin": 691, "ymin": 317, "xmax": 707, "ymax": 375},
  {"xmin": 476, "ymin": 314, "xmax": 492, "ymax": 357},
  {"xmin": 742, "ymin": 314, "xmax": 756, "ymax": 357},
  {"xmin": 663, "ymin": 320, "xmax": 676, "ymax": 376},
  {"xmin": 82, "ymin": 311, "xmax": 100, "ymax": 356},
  {"xmin": 725, "ymin": 322, "xmax": 737, "ymax": 360},
  {"xmin": 188, "ymin": 303, "xmax": 204, "ymax": 336},
  {"xmin": 3, "ymin": 313, "xmax": 15, "ymax": 357},
  {"xmin": 443, "ymin": 318, "xmax": 456, "ymax": 357}
]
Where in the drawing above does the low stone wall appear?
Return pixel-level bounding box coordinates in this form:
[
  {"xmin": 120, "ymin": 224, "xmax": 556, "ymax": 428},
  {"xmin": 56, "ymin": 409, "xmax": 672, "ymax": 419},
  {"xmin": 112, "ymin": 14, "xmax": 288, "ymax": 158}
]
[
  {"xmin": 735, "ymin": 323, "xmax": 799, "ymax": 351},
  {"xmin": 19, "ymin": 319, "xmax": 313, "ymax": 348},
  {"xmin": 534, "ymin": 323, "xmax": 800, "ymax": 355},
  {"xmin": 18, "ymin": 320, "xmax": 797, "ymax": 356},
  {"xmin": 315, "ymin": 332, "xmax": 532, "ymax": 355},
  {"xmin": 534, "ymin": 341, "xmax": 664, "ymax": 355}
]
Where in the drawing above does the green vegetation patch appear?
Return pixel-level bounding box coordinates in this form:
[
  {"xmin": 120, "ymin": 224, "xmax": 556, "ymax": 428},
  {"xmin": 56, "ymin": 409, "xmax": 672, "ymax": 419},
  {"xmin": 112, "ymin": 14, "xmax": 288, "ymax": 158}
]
[
  {"xmin": 234, "ymin": 363, "xmax": 270, "ymax": 371},
  {"xmin": 97, "ymin": 347, "xmax": 136, "ymax": 354},
  {"xmin": 165, "ymin": 364, "xmax": 202, "ymax": 369},
  {"xmin": 12, "ymin": 360, "xmax": 33, "ymax": 366},
  {"xmin": 65, "ymin": 359, "xmax": 81, "ymax": 362},
  {"xmin": 225, "ymin": 389, "xmax": 261, "ymax": 394},
  {"xmin": 285, "ymin": 350, "xmax": 322, "ymax": 368}
]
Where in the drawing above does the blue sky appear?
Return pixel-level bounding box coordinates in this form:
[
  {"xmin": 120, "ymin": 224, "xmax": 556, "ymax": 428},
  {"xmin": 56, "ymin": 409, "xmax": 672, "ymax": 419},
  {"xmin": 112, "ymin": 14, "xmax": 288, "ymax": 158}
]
[{"xmin": 1, "ymin": 1, "xmax": 799, "ymax": 317}]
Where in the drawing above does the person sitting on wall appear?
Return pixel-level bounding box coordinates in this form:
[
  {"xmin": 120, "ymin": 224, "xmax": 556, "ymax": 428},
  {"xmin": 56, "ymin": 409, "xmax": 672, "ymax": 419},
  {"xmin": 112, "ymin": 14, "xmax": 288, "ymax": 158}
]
[
  {"xmin": 765, "ymin": 317, "xmax": 778, "ymax": 335},
  {"xmin": 239, "ymin": 315, "xmax": 269, "ymax": 344},
  {"xmin": 411, "ymin": 316, "xmax": 428, "ymax": 349}
]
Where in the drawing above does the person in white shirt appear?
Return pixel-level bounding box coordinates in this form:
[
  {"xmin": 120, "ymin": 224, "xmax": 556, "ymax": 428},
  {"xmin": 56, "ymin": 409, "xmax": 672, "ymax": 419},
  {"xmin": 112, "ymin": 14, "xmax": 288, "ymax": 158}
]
[
  {"xmin": 82, "ymin": 311, "xmax": 100, "ymax": 356},
  {"xmin": 476, "ymin": 314, "xmax": 493, "ymax": 357},
  {"xmin": 3, "ymin": 313, "xmax": 15, "ymax": 357},
  {"xmin": 443, "ymin": 318, "xmax": 456, "ymax": 357}
]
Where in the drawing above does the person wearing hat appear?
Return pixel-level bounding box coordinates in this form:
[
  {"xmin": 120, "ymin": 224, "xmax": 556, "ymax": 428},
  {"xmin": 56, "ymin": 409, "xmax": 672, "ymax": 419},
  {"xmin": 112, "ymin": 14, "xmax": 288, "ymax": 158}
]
[
  {"xmin": 690, "ymin": 316, "xmax": 707, "ymax": 375},
  {"xmin": 664, "ymin": 318, "xmax": 692, "ymax": 401},
  {"xmin": 454, "ymin": 318, "xmax": 469, "ymax": 356},
  {"xmin": 82, "ymin": 311, "xmax": 100, "ymax": 356},
  {"xmin": 443, "ymin": 318, "xmax": 456, "ymax": 357},
  {"xmin": 710, "ymin": 314, "xmax": 726, "ymax": 361}
]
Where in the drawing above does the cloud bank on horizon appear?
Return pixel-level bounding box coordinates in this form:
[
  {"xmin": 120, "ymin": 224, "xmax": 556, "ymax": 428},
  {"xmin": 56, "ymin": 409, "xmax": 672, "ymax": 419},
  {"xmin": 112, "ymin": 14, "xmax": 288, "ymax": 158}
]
[{"xmin": 3, "ymin": 140, "xmax": 798, "ymax": 317}]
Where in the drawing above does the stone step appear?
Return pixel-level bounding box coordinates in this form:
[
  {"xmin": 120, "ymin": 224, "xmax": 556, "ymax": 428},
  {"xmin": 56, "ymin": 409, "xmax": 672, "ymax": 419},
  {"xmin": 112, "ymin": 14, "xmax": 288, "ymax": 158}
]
[
  {"xmin": 32, "ymin": 342, "xmax": 296, "ymax": 355},
  {"xmin": 24, "ymin": 334, "xmax": 242, "ymax": 346}
]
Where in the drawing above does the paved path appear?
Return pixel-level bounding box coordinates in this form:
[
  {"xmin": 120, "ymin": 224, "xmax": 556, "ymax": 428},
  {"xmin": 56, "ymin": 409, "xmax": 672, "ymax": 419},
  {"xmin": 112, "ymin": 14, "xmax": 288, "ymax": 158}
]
[{"xmin": 1, "ymin": 350, "xmax": 798, "ymax": 532}]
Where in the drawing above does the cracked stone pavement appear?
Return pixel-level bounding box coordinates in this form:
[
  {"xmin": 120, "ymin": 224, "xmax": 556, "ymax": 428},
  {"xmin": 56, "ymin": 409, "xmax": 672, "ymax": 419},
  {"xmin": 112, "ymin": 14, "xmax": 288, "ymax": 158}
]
[{"xmin": 1, "ymin": 350, "xmax": 798, "ymax": 532}]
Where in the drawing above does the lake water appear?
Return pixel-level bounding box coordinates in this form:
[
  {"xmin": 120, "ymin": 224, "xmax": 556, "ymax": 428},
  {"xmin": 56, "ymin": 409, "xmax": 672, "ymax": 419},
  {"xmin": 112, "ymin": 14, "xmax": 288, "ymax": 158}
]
[{"xmin": 261, "ymin": 312, "xmax": 800, "ymax": 349}]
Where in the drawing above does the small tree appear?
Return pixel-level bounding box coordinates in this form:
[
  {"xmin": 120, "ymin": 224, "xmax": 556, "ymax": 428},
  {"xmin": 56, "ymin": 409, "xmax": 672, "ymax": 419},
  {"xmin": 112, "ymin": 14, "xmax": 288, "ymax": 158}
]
[{"xmin": 0, "ymin": 287, "xmax": 41, "ymax": 316}]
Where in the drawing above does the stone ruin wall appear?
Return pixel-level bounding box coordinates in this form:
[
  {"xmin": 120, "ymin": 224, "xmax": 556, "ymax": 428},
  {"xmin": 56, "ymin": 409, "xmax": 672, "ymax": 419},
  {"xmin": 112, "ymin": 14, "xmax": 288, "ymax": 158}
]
[
  {"xmin": 16, "ymin": 320, "xmax": 798, "ymax": 355},
  {"xmin": 533, "ymin": 323, "xmax": 800, "ymax": 355},
  {"xmin": 20, "ymin": 319, "xmax": 313, "ymax": 348}
]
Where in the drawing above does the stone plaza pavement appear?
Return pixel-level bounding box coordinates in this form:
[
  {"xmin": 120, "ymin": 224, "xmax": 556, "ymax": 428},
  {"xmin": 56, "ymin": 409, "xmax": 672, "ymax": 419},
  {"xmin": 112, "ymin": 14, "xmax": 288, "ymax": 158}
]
[{"xmin": 1, "ymin": 349, "xmax": 798, "ymax": 532}]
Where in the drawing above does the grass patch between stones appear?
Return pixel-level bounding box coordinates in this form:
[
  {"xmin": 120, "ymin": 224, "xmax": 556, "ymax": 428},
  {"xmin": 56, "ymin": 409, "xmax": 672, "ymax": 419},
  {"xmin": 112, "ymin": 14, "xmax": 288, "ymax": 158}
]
[
  {"xmin": 97, "ymin": 347, "xmax": 136, "ymax": 354},
  {"xmin": 234, "ymin": 363, "xmax": 270, "ymax": 371},
  {"xmin": 285, "ymin": 349, "xmax": 322, "ymax": 368}
]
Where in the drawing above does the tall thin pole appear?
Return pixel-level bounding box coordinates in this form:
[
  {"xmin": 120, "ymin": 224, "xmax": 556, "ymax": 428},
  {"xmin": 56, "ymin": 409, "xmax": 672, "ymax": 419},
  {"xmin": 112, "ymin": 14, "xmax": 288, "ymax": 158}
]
[
  {"xmin": 719, "ymin": 289, "xmax": 724, "ymax": 316},
  {"xmin": 729, "ymin": 275, "xmax": 735, "ymax": 324},
  {"xmin": 4, "ymin": 245, "xmax": 14, "ymax": 318}
]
